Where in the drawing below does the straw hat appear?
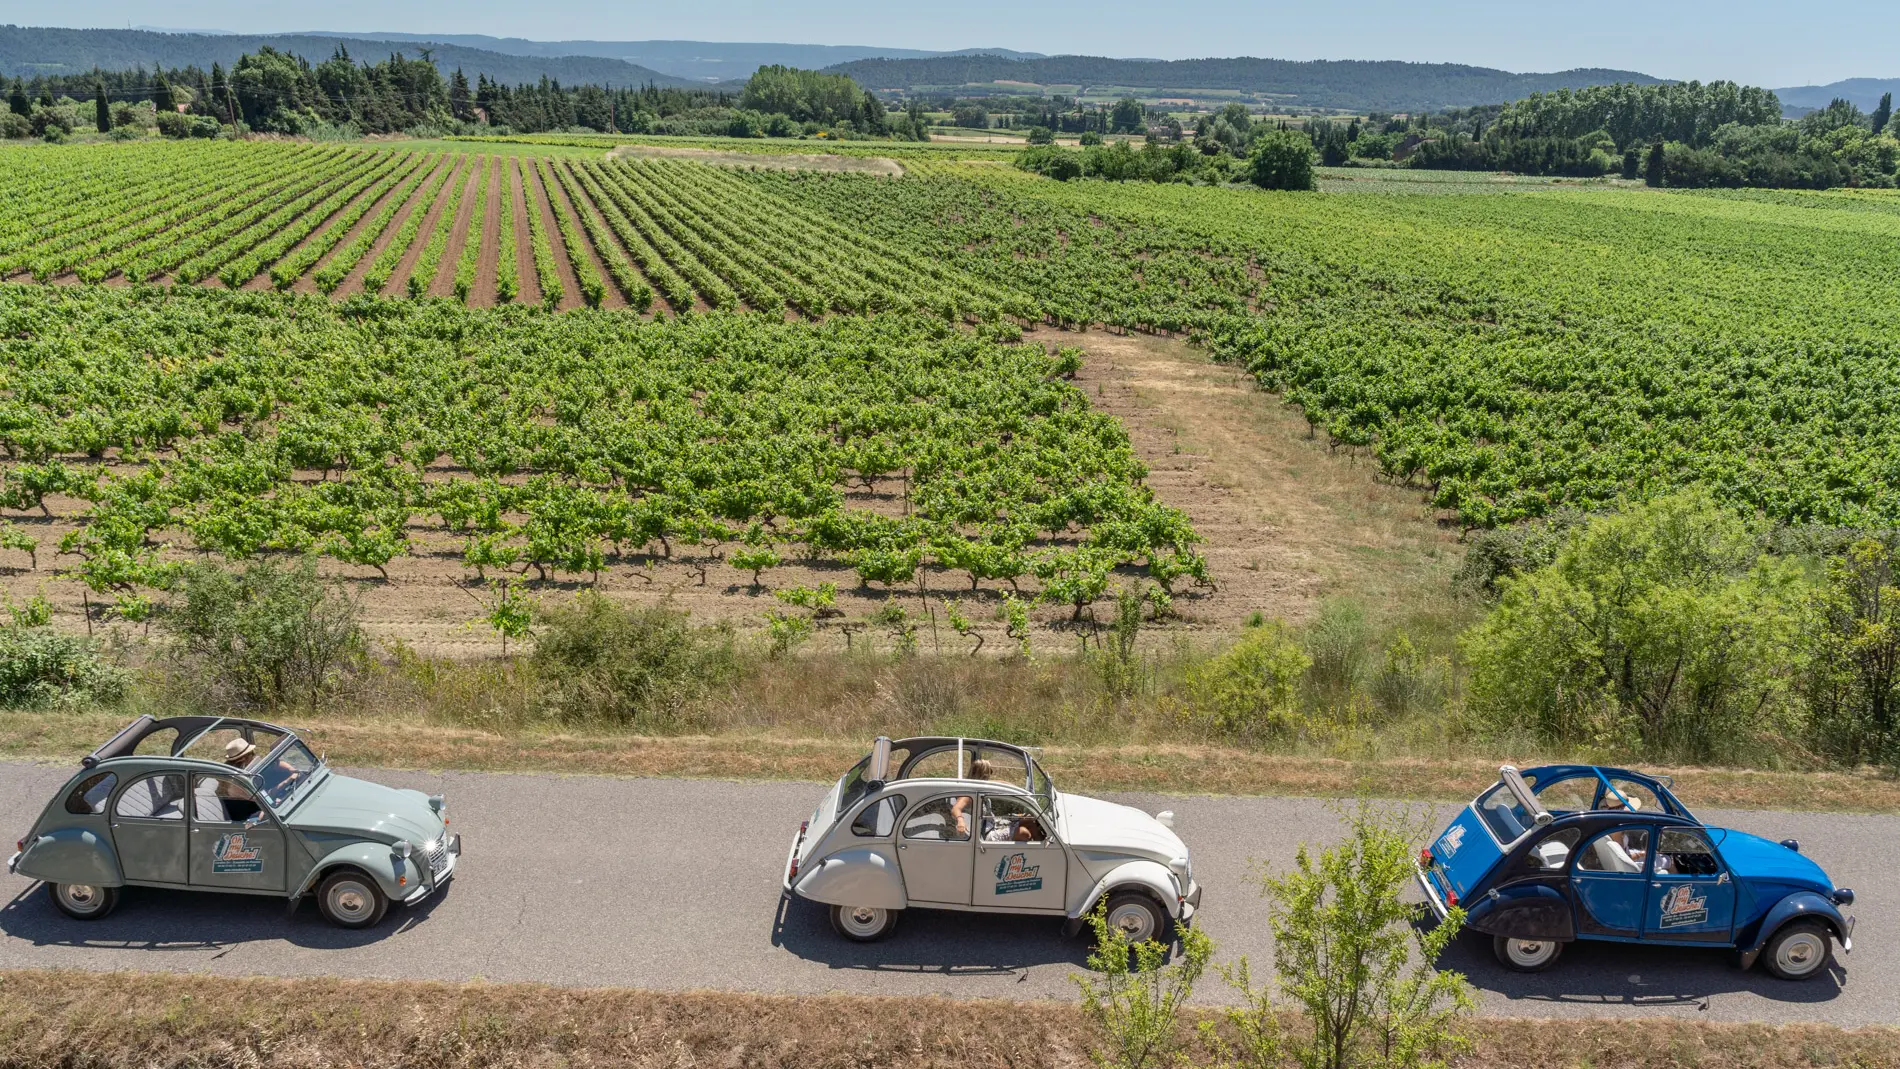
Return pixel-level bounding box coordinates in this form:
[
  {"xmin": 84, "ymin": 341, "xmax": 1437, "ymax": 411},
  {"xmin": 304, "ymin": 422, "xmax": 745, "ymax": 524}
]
[{"xmin": 225, "ymin": 737, "xmax": 257, "ymax": 764}]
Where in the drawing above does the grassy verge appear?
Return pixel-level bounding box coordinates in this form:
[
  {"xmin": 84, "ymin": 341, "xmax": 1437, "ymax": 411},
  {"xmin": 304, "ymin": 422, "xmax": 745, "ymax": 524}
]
[
  {"xmin": 5, "ymin": 709, "xmax": 1896, "ymax": 812},
  {"xmin": 0, "ymin": 969, "xmax": 1894, "ymax": 1069}
]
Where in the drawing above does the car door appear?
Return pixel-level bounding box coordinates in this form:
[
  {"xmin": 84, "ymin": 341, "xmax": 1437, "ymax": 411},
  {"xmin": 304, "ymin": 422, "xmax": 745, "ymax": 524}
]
[
  {"xmin": 1570, "ymin": 825, "xmax": 1651, "ymax": 937},
  {"xmin": 897, "ymin": 794, "xmax": 974, "ymax": 906},
  {"xmin": 1642, "ymin": 828, "xmax": 1737, "ymax": 943},
  {"xmin": 972, "ymin": 794, "xmax": 1066, "ymax": 911},
  {"xmin": 188, "ymin": 774, "xmax": 287, "ymax": 893},
  {"xmin": 110, "ymin": 772, "xmax": 188, "ymax": 884}
]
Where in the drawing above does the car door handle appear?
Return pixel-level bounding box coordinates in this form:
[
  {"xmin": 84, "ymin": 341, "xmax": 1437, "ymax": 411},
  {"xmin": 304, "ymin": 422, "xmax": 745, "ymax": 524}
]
[{"xmin": 897, "ymin": 844, "xmax": 907, "ymax": 850}]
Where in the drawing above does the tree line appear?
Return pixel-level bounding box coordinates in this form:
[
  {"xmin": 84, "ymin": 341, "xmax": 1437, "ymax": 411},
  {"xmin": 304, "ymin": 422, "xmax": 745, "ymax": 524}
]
[{"xmin": 3, "ymin": 47, "xmax": 925, "ymax": 141}]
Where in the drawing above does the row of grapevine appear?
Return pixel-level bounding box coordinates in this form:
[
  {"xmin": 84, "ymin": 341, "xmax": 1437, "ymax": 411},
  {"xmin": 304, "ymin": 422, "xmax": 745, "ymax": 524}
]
[
  {"xmin": 543, "ymin": 157, "xmax": 652, "ymax": 312},
  {"xmin": 220, "ymin": 151, "xmax": 417, "ymax": 289},
  {"xmin": 406, "ymin": 158, "xmax": 475, "ymax": 298},
  {"xmin": 562, "ymin": 159, "xmax": 692, "ymax": 313},
  {"xmin": 519, "ymin": 160, "xmax": 564, "ymax": 310},
  {"xmin": 580, "ymin": 159, "xmax": 738, "ymax": 311},
  {"xmin": 534, "ymin": 158, "xmax": 607, "ymax": 309},
  {"xmin": 495, "ymin": 161, "xmax": 522, "ymax": 303},
  {"xmin": 273, "ymin": 153, "xmax": 431, "ymax": 290},
  {"xmin": 451, "ymin": 157, "xmax": 491, "ymax": 301},
  {"xmin": 591, "ymin": 161, "xmax": 781, "ymax": 314},
  {"xmin": 313, "ymin": 157, "xmax": 443, "ymax": 294},
  {"xmin": 170, "ymin": 150, "xmax": 383, "ymax": 284},
  {"xmin": 361, "ymin": 158, "xmax": 458, "ymax": 295}
]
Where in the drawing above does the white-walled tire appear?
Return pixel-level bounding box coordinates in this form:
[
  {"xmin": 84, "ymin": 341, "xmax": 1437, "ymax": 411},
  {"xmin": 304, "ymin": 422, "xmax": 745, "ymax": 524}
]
[
  {"xmin": 1101, "ymin": 892, "xmax": 1168, "ymax": 946},
  {"xmin": 830, "ymin": 904, "xmax": 898, "ymax": 942},
  {"xmin": 1493, "ymin": 935, "xmax": 1563, "ymax": 972},
  {"xmin": 317, "ymin": 870, "xmax": 389, "ymax": 929},
  {"xmin": 1761, "ymin": 921, "xmax": 1832, "ymax": 980},
  {"xmin": 48, "ymin": 882, "xmax": 118, "ymax": 920}
]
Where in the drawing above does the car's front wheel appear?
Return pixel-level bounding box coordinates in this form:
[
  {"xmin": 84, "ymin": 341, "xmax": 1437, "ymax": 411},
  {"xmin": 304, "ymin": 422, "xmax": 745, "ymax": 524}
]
[
  {"xmin": 830, "ymin": 904, "xmax": 898, "ymax": 942},
  {"xmin": 317, "ymin": 870, "xmax": 390, "ymax": 929},
  {"xmin": 1102, "ymin": 892, "xmax": 1169, "ymax": 946},
  {"xmin": 47, "ymin": 882, "xmax": 118, "ymax": 921},
  {"xmin": 1761, "ymin": 920, "xmax": 1833, "ymax": 981},
  {"xmin": 1493, "ymin": 935, "xmax": 1564, "ymax": 972}
]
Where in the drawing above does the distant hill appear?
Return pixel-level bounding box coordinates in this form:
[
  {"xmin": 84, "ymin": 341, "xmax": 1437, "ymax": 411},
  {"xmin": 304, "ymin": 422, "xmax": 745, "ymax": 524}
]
[
  {"xmin": 824, "ymin": 54, "xmax": 1668, "ymax": 112},
  {"xmin": 291, "ymin": 33, "xmax": 1044, "ymax": 82},
  {"xmin": 0, "ymin": 25, "xmax": 698, "ymax": 88},
  {"xmin": 1773, "ymin": 77, "xmax": 1900, "ymax": 116}
]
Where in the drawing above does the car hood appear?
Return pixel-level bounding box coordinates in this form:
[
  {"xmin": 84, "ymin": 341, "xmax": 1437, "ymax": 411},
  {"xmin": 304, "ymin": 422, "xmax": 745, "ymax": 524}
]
[
  {"xmin": 1714, "ymin": 827, "xmax": 1832, "ymax": 889},
  {"xmin": 1058, "ymin": 792, "xmax": 1188, "ymax": 863},
  {"xmin": 285, "ymin": 773, "xmax": 443, "ymax": 844}
]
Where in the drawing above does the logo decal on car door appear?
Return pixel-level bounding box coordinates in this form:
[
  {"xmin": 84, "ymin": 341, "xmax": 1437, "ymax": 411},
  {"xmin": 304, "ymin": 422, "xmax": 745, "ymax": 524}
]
[
  {"xmin": 994, "ymin": 853, "xmax": 1043, "ymax": 894},
  {"xmin": 212, "ymin": 833, "xmax": 265, "ymax": 874},
  {"xmin": 1658, "ymin": 884, "xmax": 1709, "ymax": 927},
  {"xmin": 1437, "ymin": 824, "xmax": 1465, "ymax": 858}
]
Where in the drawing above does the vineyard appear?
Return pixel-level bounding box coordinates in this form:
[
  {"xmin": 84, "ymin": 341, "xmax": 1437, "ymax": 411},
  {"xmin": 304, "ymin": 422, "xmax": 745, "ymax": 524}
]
[
  {"xmin": 0, "ymin": 287, "xmax": 1205, "ymax": 638},
  {"xmin": 3, "ymin": 135, "xmax": 1900, "ymax": 630}
]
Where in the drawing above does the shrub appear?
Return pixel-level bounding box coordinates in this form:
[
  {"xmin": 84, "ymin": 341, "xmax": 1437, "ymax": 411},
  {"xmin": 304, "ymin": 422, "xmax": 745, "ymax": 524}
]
[
  {"xmin": 161, "ymin": 556, "xmax": 365, "ymax": 711},
  {"xmin": 1211, "ymin": 799, "xmax": 1473, "ymax": 1069},
  {"xmin": 529, "ymin": 594, "xmax": 737, "ymax": 728},
  {"xmin": 155, "ymin": 111, "xmax": 191, "ymax": 138},
  {"xmin": 0, "ymin": 622, "xmax": 127, "ymax": 709},
  {"xmin": 1183, "ymin": 620, "xmax": 1311, "ymax": 736},
  {"xmin": 1461, "ymin": 491, "xmax": 1807, "ymax": 761},
  {"xmin": 1247, "ymin": 129, "xmax": 1319, "ymax": 191},
  {"xmin": 1016, "ymin": 144, "xmax": 1083, "ymax": 181},
  {"xmin": 0, "ymin": 112, "xmax": 28, "ymax": 139},
  {"xmin": 1800, "ymin": 537, "xmax": 1900, "ymax": 768},
  {"xmin": 1303, "ymin": 598, "xmax": 1370, "ymax": 694},
  {"xmin": 1075, "ymin": 897, "xmax": 1214, "ymax": 1069}
]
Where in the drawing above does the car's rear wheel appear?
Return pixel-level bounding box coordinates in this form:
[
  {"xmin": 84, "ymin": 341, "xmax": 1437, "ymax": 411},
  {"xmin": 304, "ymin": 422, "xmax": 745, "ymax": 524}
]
[
  {"xmin": 317, "ymin": 870, "xmax": 389, "ymax": 929},
  {"xmin": 1762, "ymin": 920, "xmax": 1832, "ymax": 980},
  {"xmin": 1102, "ymin": 892, "xmax": 1168, "ymax": 946},
  {"xmin": 1493, "ymin": 935, "xmax": 1563, "ymax": 972},
  {"xmin": 47, "ymin": 882, "xmax": 118, "ymax": 921},
  {"xmin": 830, "ymin": 904, "xmax": 898, "ymax": 942}
]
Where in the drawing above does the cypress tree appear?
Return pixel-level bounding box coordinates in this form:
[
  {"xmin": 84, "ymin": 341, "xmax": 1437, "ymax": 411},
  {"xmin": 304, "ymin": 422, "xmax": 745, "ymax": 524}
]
[
  {"xmin": 153, "ymin": 71, "xmax": 175, "ymax": 115},
  {"xmin": 1644, "ymin": 141, "xmax": 1665, "ymax": 187},
  {"xmin": 7, "ymin": 78, "xmax": 27, "ymax": 117},
  {"xmin": 1873, "ymin": 92, "xmax": 1894, "ymax": 137},
  {"xmin": 94, "ymin": 79, "xmax": 110, "ymax": 132}
]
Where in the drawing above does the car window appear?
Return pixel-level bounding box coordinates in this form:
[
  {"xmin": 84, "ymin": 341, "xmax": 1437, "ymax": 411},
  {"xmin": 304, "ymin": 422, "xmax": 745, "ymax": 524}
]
[
  {"xmin": 982, "ymin": 795, "xmax": 1049, "ymax": 844},
  {"xmin": 258, "ymin": 741, "xmax": 320, "ymax": 809},
  {"xmin": 114, "ymin": 773, "xmax": 186, "ymax": 820},
  {"xmin": 902, "ymin": 795, "xmax": 972, "ymax": 842},
  {"xmin": 968, "ymin": 746, "xmax": 1029, "ymax": 788},
  {"xmin": 1031, "ymin": 760, "xmax": 1055, "ymax": 811},
  {"xmin": 851, "ymin": 795, "xmax": 906, "ymax": 837},
  {"xmin": 1523, "ymin": 827, "xmax": 1581, "ymax": 871},
  {"xmin": 901, "ymin": 750, "xmax": 963, "ymax": 780},
  {"xmin": 1656, "ymin": 828, "xmax": 1721, "ymax": 876},
  {"xmin": 1532, "ymin": 776, "xmax": 1596, "ymax": 813},
  {"xmin": 1577, "ymin": 827, "xmax": 1650, "ymax": 873},
  {"xmin": 193, "ymin": 774, "xmax": 260, "ymax": 824},
  {"xmin": 1473, "ymin": 782, "xmax": 1535, "ymax": 844},
  {"xmin": 181, "ymin": 726, "xmax": 286, "ymax": 769},
  {"xmin": 129, "ymin": 727, "xmax": 181, "ymax": 757},
  {"xmin": 1605, "ymin": 778, "xmax": 1664, "ymax": 814},
  {"xmin": 65, "ymin": 772, "xmax": 117, "ymax": 815}
]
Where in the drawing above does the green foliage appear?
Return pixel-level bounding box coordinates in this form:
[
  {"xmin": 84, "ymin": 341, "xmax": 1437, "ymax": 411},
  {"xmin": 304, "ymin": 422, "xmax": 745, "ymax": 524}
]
[
  {"xmin": 479, "ymin": 577, "xmax": 534, "ymax": 655},
  {"xmin": 1074, "ymin": 899, "xmax": 1214, "ymax": 1069},
  {"xmin": 0, "ymin": 615, "xmax": 127, "ymax": 710},
  {"xmin": 739, "ymin": 66, "xmax": 868, "ymax": 126},
  {"xmin": 1800, "ymin": 538, "xmax": 1900, "ymax": 768},
  {"xmin": 1183, "ymin": 619, "xmax": 1312, "ymax": 737},
  {"xmin": 1461, "ymin": 492, "xmax": 1808, "ymax": 760},
  {"xmin": 161, "ymin": 555, "xmax": 365, "ymax": 711},
  {"xmin": 1017, "ymin": 144, "xmax": 1083, "ymax": 181},
  {"xmin": 730, "ymin": 545, "xmax": 781, "ymax": 587},
  {"xmin": 1302, "ymin": 599, "xmax": 1370, "ymax": 695},
  {"xmin": 1003, "ymin": 594, "xmax": 1034, "ymax": 659},
  {"xmin": 529, "ymin": 593, "xmax": 738, "ymax": 728},
  {"xmin": 1370, "ymin": 632, "xmax": 1434, "ymax": 722},
  {"xmin": 0, "ymin": 522, "xmax": 37, "ymax": 569},
  {"xmin": 764, "ymin": 609, "xmax": 813, "ymax": 658},
  {"xmin": 1213, "ymin": 799, "xmax": 1472, "ymax": 1069},
  {"xmin": 1247, "ymin": 129, "xmax": 1319, "ymax": 191}
]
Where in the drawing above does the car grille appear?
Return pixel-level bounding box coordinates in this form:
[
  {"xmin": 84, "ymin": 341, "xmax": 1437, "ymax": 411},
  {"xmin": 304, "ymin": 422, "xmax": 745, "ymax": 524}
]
[{"xmin": 426, "ymin": 838, "xmax": 449, "ymax": 877}]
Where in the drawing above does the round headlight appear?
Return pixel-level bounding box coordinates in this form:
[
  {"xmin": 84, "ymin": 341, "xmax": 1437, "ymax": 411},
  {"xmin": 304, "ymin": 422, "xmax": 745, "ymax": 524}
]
[{"xmin": 393, "ymin": 840, "xmax": 413, "ymax": 859}]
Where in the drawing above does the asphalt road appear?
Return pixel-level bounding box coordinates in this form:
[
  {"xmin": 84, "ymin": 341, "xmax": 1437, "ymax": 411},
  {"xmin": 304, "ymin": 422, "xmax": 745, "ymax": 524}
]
[{"xmin": 1, "ymin": 760, "xmax": 1891, "ymax": 1025}]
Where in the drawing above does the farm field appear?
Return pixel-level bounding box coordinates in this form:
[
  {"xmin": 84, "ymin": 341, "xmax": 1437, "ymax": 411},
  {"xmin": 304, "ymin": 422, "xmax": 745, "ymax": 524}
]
[{"xmin": 5, "ymin": 139, "xmax": 1900, "ymax": 648}]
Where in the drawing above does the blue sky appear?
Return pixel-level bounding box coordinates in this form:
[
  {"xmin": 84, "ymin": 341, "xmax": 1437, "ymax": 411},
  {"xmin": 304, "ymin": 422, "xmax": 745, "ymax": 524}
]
[{"xmin": 35, "ymin": 0, "xmax": 1899, "ymax": 87}]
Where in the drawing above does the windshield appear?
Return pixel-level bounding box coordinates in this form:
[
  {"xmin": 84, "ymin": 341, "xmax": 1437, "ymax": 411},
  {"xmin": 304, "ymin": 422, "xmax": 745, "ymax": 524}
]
[
  {"xmin": 1473, "ymin": 781, "xmax": 1539, "ymax": 845},
  {"xmin": 259, "ymin": 741, "xmax": 322, "ymax": 809},
  {"xmin": 1032, "ymin": 759, "xmax": 1055, "ymax": 813},
  {"xmin": 835, "ymin": 756, "xmax": 873, "ymax": 819}
]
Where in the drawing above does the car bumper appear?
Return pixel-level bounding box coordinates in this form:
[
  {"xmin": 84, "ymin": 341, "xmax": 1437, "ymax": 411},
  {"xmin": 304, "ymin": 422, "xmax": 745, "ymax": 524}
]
[
  {"xmin": 1179, "ymin": 878, "xmax": 1202, "ymax": 922},
  {"xmin": 5, "ymin": 851, "xmax": 18, "ymax": 876},
  {"xmin": 1414, "ymin": 861, "xmax": 1449, "ymax": 923},
  {"xmin": 1842, "ymin": 914, "xmax": 1855, "ymax": 954},
  {"xmin": 404, "ymin": 833, "xmax": 460, "ymax": 905},
  {"xmin": 781, "ymin": 824, "xmax": 806, "ymax": 895}
]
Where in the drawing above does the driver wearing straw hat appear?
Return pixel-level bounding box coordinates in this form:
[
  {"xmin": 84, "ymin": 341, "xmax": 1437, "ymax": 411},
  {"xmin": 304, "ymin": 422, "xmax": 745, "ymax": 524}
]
[{"xmin": 219, "ymin": 738, "xmax": 258, "ymax": 799}]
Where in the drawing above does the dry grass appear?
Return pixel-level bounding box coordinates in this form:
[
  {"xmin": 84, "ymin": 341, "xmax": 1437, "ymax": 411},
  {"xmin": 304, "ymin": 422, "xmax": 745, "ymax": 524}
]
[
  {"xmin": 0, "ymin": 969, "xmax": 1894, "ymax": 1069},
  {"xmin": 5, "ymin": 709, "xmax": 1896, "ymax": 811}
]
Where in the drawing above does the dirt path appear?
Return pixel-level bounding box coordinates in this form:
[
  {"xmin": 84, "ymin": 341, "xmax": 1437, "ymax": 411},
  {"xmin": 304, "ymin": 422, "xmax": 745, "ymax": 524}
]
[
  {"xmin": 333, "ymin": 156, "xmax": 450, "ymax": 300},
  {"xmin": 1068, "ymin": 329, "xmax": 1464, "ymax": 628},
  {"xmin": 522, "ymin": 160, "xmax": 582, "ymax": 311},
  {"xmin": 607, "ymin": 144, "xmax": 903, "ymax": 176},
  {"xmin": 507, "ymin": 158, "xmax": 541, "ymax": 309},
  {"xmin": 470, "ymin": 158, "xmax": 503, "ymax": 307},
  {"xmin": 540, "ymin": 158, "xmax": 627, "ymax": 311},
  {"xmin": 384, "ymin": 156, "xmax": 468, "ymax": 298}
]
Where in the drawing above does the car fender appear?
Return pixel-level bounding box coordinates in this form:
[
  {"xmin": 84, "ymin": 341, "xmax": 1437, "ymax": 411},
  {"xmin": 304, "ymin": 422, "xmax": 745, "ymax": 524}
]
[
  {"xmin": 297, "ymin": 841, "xmax": 407, "ymax": 902},
  {"xmin": 12, "ymin": 829, "xmax": 122, "ymax": 888},
  {"xmin": 1737, "ymin": 891, "xmax": 1850, "ymax": 969},
  {"xmin": 1068, "ymin": 859, "xmax": 1181, "ymax": 922},
  {"xmin": 793, "ymin": 847, "xmax": 907, "ymax": 909},
  {"xmin": 1464, "ymin": 883, "xmax": 1574, "ymax": 941}
]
